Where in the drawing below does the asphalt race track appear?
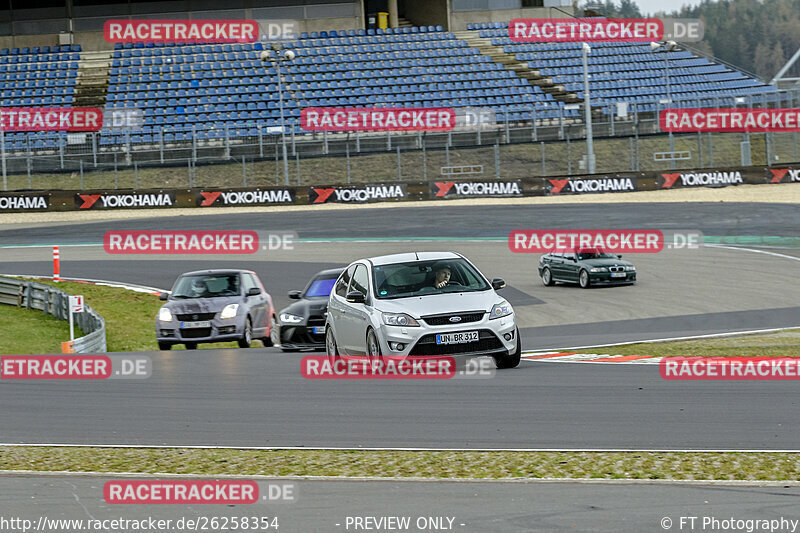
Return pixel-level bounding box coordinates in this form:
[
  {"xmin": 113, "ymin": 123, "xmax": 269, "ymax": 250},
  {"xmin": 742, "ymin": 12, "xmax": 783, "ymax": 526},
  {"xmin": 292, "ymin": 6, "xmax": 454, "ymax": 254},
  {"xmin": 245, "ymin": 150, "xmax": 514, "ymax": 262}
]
[
  {"xmin": 0, "ymin": 202, "xmax": 799, "ymax": 448},
  {"xmin": 3, "ymin": 474, "xmax": 799, "ymax": 533}
]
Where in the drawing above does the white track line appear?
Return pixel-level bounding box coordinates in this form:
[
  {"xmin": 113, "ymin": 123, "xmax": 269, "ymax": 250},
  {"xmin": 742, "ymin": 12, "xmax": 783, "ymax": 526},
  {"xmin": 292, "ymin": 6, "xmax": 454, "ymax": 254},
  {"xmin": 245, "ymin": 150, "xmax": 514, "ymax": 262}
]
[{"xmin": 705, "ymin": 243, "xmax": 800, "ymax": 262}]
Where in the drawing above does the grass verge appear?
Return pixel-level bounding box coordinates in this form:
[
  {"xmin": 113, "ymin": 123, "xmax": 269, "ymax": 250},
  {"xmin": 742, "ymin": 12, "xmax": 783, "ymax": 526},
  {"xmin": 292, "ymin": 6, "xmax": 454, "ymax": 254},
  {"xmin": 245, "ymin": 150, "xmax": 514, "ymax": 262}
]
[
  {"xmin": 581, "ymin": 329, "xmax": 800, "ymax": 358},
  {"xmin": 1, "ymin": 447, "xmax": 799, "ymax": 481},
  {"xmin": 0, "ymin": 305, "xmax": 79, "ymax": 355}
]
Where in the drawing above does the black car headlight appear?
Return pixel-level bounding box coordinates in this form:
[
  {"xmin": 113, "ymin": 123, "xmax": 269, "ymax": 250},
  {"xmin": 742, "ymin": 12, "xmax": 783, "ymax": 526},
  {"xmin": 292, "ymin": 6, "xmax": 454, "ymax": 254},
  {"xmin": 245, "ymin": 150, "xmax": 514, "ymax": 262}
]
[{"xmin": 280, "ymin": 312, "xmax": 304, "ymax": 324}]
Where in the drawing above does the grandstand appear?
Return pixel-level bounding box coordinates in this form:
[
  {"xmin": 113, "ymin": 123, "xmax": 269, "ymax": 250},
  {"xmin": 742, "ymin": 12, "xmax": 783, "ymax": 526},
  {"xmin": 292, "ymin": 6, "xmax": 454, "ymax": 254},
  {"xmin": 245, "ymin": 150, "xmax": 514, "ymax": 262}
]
[{"xmin": 0, "ymin": 19, "xmax": 785, "ymax": 158}]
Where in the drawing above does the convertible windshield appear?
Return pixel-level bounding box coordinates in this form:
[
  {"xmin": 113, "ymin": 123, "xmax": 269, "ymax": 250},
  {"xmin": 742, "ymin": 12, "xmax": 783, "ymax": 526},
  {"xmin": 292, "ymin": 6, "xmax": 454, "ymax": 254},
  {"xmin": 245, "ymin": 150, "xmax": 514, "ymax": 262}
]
[
  {"xmin": 304, "ymin": 275, "xmax": 338, "ymax": 298},
  {"xmin": 171, "ymin": 274, "xmax": 240, "ymax": 299},
  {"xmin": 577, "ymin": 251, "xmax": 619, "ymax": 260},
  {"xmin": 372, "ymin": 258, "xmax": 490, "ymax": 299}
]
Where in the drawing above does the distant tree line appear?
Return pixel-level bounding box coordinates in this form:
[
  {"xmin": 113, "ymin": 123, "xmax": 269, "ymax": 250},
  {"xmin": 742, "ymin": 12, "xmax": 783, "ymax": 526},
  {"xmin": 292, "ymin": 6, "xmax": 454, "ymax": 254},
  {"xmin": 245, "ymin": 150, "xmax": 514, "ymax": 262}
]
[{"xmin": 581, "ymin": 0, "xmax": 800, "ymax": 81}]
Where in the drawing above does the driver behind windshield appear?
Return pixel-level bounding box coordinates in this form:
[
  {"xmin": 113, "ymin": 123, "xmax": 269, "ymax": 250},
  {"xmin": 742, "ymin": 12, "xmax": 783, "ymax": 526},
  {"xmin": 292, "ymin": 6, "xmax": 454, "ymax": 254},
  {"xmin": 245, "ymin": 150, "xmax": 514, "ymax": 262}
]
[{"xmin": 433, "ymin": 265, "xmax": 452, "ymax": 288}]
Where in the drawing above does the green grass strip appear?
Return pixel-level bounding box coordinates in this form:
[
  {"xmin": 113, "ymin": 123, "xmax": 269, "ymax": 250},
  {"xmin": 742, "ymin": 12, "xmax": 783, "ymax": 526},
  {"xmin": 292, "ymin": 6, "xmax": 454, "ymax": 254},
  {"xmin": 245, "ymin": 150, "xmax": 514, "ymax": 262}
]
[{"xmin": 1, "ymin": 447, "xmax": 799, "ymax": 481}]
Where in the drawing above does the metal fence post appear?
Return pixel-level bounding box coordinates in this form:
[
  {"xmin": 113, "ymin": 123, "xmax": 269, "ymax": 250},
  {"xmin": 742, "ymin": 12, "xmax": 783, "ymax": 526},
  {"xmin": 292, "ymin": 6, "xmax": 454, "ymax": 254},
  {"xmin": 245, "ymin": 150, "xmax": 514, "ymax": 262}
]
[
  {"xmin": 242, "ymin": 156, "xmax": 247, "ymax": 187},
  {"xmin": 188, "ymin": 158, "xmax": 192, "ymax": 188},
  {"xmin": 559, "ymin": 106, "xmax": 564, "ymax": 139},
  {"xmin": 629, "ymin": 137, "xmax": 634, "ymax": 171},
  {"xmin": 274, "ymin": 141, "xmax": 279, "ymax": 185},
  {"xmin": 494, "ymin": 140, "xmax": 500, "ymax": 178},
  {"xmin": 26, "ymin": 136, "xmax": 31, "ymax": 188},
  {"xmin": 566, "ymin": 132, "xmax": 571, "ymax": 176},
  {"xmin": 159, "ymin": 128, "xmax": 164, "ymax": 164},
  {"xmin": 531, "ymin": 107, "xmax": 537, "ymax": 142},
  {"xmin": 224, "ymin": 125, "xmax": 230, "ymax": 160},
  {"xmin": 79, "ymin": 160, "xmax": 84, "ymax": 189},
  {"xmin": 504, "ymin": 115, "xmax": 510, "ymax": 143},
  {"xmin": 295, "ymin": 152, "xmax": 300, "ymax": 186},
  {"xmin": 698, "ymin": 132, "xmax": 703, "ymax": 167},
  {"xmin": 609, "ymin": 104, "xmax": 615, "ymax": 136},
  {"xmin": 192, "ymin": 126, "xmax": 197, "ymax": 163},
  {"xmin": 396, "ymin": 145, "xmax": 402, "ymax": 181},
  {"xmin": 387, "ymin": 131, "xmax": 391, "ymax": 151},
  {"xmin": 422, "ymin": 136, "xmax": 427, "ymax": 181},
  {"xmin": 356, "ymin": 130, "xmax": 360, "ymax": 153},
  {"xmin": 291, "ymin": 126, "xmax": 296, "ymax": 156},
  {"xmin": 258, "ymin": 125, "xmax": 263, "ymax": 158},
  {"xmin": 323, "ymin": 130, "xmax": 328, "ymax": 154},
  {"xmin": 114, "ymin": 153, "xmax": 118, "ymax": 189},
  {"xmin": 58, "ymin": 134, "xmax": 64, "ymax": 170},
  {"xmin": 134, "ymin": 162, "xmax": 138, "ymax": 188},
  {"xmin": 346, "ymin": 141, "xmax": 351, "ymax": 184},
  {"xmin": 92, "ymin": 133, "xmax": 97, "ymax": 167},
  {"xmin": 445, "ymin": 143, "xmax": 450, "ymax": 167},
  {"xmin": 477, "ymin": 124, "xmax": 481, "ymax": 145},
  {"xmin": 541, "ymin": 142, "xmax": 546, "ymax": 176}
]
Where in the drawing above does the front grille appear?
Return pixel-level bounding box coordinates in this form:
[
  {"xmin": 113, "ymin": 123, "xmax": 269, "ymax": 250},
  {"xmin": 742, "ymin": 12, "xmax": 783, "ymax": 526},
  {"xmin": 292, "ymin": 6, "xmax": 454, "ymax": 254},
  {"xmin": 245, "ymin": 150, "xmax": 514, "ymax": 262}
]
[
  {"xmin": 409, "ymin": 329, "xmax": 503, "ymax": 356},
  {"xmin": 609, "ymin": 266, "xmax": 624, "ymax": 272},
  {"xmin": 307, "ymin": 315, "xmax": 326, "ymax": 327},
  {"xmin": 421, "ymin": 311, "xmax": 485, "ymax": 326},
  {"xmin": 180, "ymin": 328, "xmax": 212, "ymax": 338},
  {"xmin": 176, "ymin": 312, "xmax": 216, "ymax": 322}
]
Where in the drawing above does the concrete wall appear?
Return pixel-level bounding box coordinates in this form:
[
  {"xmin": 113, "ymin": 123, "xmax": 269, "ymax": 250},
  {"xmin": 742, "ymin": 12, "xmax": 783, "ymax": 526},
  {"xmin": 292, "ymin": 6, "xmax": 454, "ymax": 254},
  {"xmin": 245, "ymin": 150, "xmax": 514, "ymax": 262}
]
[
  {"xmin": 449, "ymin": 6, "xmax": 575, "ymax": 31},
  {"xmin": 402, "ymin": 0, "xmax": 449, "ymax": 29}
]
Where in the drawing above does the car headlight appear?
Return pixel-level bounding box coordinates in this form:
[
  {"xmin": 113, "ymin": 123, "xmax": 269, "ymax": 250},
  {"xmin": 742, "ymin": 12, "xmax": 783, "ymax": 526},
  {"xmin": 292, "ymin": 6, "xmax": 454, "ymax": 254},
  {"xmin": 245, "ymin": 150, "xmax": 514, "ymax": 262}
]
[
  {"xmin": 625, "ymin": 265, "xmax": 636, "ymax": 271},
  {"xmin": 590, "ymin": 267, "xmax": 608, "ymax": 272},
  {"xmin": 220, "ymin": 304, "xmax": 239, "ymax": 319},
  {"xmin": 158, "ymin": 307, "xmax": 173, "ymax": 322},
  {"xmin": 489, "ymin": 301, "xmax": 513, "ymax": 320},
  {"xmin": 382, "ymin": 313, "xmax": 420, "ymax": 327},
  {"xmin": 280, "ymin": 312, "xmax": 304, "ymax": 324}
]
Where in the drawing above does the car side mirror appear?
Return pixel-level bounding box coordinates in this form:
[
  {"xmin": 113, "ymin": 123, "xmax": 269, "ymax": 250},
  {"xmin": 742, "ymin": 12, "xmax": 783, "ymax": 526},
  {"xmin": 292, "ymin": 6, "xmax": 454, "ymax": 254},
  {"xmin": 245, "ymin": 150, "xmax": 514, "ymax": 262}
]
[
  {"xmin": 288, "ymin": 290, "xmax": 302, "ymax": 299},
  {"xmin": 159, "ymin": 292, "xmax": 169, "ymax": 301},
  {"xmin": 570, "ymin": 256, "xmax": 577, "ymax": 262},
  {"xmin": 247, "ymin": 287, "xmax": 262, "ymax": 296},
  {"xmin": 491, "ymin": 278, "xmax": 506, "ymax": 290},
  {"xmin": 346, "ymin": 291, "xmax": 366, "ymax": 304},
  {"xmin": 617, "ymin": 254, "xmax": 623, "ymax": 259}
]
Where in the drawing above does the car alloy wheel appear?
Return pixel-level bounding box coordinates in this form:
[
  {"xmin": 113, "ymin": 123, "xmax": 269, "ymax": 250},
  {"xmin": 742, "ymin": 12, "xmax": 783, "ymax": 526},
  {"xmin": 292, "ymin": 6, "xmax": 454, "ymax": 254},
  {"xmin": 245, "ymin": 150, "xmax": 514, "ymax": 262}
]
[
  {"xmin": 542, "ymin": 267, "xmax": 553, "ymax": 286},
  {"xmin": 264, "ymin": 315, "xmax": 278, "ymax": 347},
  {"xmin": 366, "ymin": 328, "xmax": 381, "ymax": 359},
  {"xmin": 238, "ymin": 318, "xmax": 253, "ymax": 348},
  {"xmin": 579, "ymin": 269, "xmax": 590, "ymax": 289},
  {"xmin": 326, "ymin": 327, "xmax": 339, "ymax": 363}
]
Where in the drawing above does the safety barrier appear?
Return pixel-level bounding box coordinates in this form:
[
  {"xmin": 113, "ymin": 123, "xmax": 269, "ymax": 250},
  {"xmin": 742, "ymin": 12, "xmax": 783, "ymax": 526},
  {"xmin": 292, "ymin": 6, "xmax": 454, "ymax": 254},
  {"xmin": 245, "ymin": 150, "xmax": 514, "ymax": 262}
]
[{"xmin": 0, "ymin": 276, "xmax": 107, "ymax": 353}]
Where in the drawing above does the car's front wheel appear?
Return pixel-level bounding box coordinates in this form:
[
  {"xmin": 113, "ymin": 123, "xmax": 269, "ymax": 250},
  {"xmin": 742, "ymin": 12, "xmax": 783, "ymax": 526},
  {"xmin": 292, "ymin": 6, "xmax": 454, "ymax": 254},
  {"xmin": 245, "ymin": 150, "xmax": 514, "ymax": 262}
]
[
  {"xmin": 579, "ymin": 269, "xmax": 591, "ymax": 289},
  {"xmin": 494, "ymin": 330, "xmax": 521, "ymax": 369},
  {"xmin": 541, "ymin": 267, "xmax": 554, "ymax": 286},
  {"xmin": 262, "ymin": 315, "xmax": 278, "ymax": 347},
  {"xmin": 366, "ymin": 328, "xmax": 381, "ymax": 359},
  {"xmin": 184, "ymin": 342, "xmax": 198, "ymax": 350},
  {"xmin": 238, "ymin": 317, "xmax": 253, "ymax": 348},
  {"xmin": 326, "ymin": 327, "xmax": 339, "ymax": 363},
  {"xmin": 158, "ymin": 341, "xmax": 172, "ymax": 351}
]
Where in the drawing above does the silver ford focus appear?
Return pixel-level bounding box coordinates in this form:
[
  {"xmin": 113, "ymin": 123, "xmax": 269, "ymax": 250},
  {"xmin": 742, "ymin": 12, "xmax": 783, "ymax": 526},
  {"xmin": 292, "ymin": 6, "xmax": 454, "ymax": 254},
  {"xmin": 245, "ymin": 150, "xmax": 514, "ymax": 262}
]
[{"xmin": 325, "ymin": 252, "xmax": 521, "ymax": 369}]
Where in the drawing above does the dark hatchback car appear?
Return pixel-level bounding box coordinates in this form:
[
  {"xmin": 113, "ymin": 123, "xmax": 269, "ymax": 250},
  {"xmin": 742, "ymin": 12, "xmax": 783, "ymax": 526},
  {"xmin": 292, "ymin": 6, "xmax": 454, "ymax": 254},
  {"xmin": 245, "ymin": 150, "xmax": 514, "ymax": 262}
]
[
  {"xmin": 278, "ymin": 267, "xmax": 344, "ymax": 352},
  {"xmin": 538, "ymin": 249, "xmax": 637, "ymax": 288},
  {"xmin": 155, "ymin": 269, "xmax": 277, "ymax": 350}
]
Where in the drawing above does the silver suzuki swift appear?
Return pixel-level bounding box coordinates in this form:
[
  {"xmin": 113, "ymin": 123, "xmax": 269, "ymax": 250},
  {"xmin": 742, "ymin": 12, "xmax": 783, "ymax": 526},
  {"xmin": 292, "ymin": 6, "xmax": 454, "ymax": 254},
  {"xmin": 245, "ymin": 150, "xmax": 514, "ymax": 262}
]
[{"xmin": 325, "ymin": 251, "xmax": 521, "ymax": 369}]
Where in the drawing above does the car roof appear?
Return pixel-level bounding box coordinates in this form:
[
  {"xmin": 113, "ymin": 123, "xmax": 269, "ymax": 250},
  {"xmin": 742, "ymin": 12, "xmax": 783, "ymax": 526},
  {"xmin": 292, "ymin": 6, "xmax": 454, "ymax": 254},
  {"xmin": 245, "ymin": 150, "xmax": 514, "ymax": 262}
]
[
  {"xmin": 179, "ymin": 269, "xmax": 253, "ymax": 276},
  {"xmin": 314, "ymin": 267, "xmax": 346, "ymax": 277},
  {"xmin": 365, "ymin": 251, "xmax": 461, "ymax": 266}
]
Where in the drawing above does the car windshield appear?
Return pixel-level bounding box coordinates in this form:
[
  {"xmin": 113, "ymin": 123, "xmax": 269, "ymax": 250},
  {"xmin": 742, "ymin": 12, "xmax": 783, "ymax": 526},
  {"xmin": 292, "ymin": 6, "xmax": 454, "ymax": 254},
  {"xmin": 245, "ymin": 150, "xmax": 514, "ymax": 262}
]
[
  {"xmin": 304, "ymin": 275, "xmax": 338, "ymax": 298},
  {"xmin": 577, "ymin": 251, "xmax": 618, "ymax": 260},
  {"xmin": 372, "ymin": 258, "xmax": 490, "ymax": 299},
  {"xmin": 171, "ymin": 274, "xmax": 240, "ymax": 299}
]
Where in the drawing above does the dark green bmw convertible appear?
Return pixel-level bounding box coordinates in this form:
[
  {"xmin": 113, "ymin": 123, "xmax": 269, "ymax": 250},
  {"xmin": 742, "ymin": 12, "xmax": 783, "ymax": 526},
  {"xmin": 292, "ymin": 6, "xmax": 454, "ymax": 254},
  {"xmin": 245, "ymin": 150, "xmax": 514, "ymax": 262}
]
[{"xmin": 537, "ymin": 249, "xmax": 637, "ymax": 288}]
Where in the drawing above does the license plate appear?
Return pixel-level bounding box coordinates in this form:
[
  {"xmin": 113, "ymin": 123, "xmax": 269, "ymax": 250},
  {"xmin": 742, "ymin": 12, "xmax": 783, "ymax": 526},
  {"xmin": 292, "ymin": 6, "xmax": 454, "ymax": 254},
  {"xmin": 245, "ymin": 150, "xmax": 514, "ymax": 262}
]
[
  {"xmin": 312, "ymin": 326, "xmax": 325, "ymax": 334},
  {"xmin": 180, "ymin": 320, "xmax": 211, "ymax": 329},
  {"xmin": 436, "ymin": 331, "xmax": 479, "ymax": 345},
  {"xmin": 611, "ymin": 272, "xmax": 626, "ymax": 278}
]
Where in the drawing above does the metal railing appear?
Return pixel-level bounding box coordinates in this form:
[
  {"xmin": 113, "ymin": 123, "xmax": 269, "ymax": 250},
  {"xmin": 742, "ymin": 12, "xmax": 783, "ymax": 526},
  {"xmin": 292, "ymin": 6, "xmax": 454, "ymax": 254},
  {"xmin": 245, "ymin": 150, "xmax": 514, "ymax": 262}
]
[{"xmin": 0, "ymin": 276, "xmax": 107, "ymax": 353}]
